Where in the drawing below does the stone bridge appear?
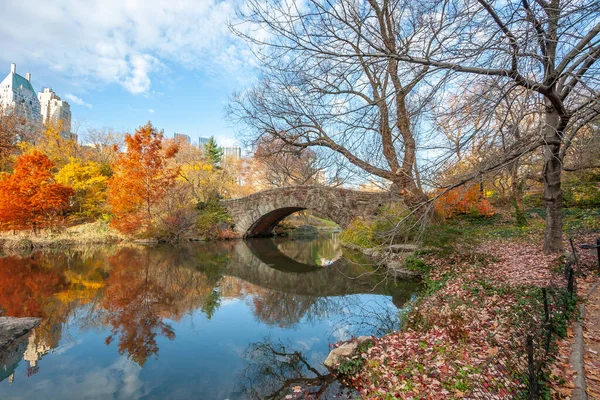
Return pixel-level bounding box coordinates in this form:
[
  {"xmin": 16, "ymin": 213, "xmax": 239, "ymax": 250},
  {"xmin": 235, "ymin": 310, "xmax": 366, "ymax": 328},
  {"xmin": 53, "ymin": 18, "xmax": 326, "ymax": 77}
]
[{"xmin": 221, "ymin": 186, "xmax": 393, "ymax": 237}]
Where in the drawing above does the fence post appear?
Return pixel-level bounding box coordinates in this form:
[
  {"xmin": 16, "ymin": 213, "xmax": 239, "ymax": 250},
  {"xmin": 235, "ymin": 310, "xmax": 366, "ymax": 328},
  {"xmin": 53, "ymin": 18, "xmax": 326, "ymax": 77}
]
[
  {"xmin": 527, "ymin": 335, "xmax": 537, "ymax": 399},
  {"xmin": 569, "ymin": 238, "xmax": 580, "ymax": 269},
  {"xmin": 566, "ymin": 263, "xmax": 574, "ymax": 296},
  {"xmin": 596, "ymin": 238, "xmax": 600, "ymax": 273},
  {"xmin": 542, "ymin": 288, "xmax": 549, "ymax": 323}
]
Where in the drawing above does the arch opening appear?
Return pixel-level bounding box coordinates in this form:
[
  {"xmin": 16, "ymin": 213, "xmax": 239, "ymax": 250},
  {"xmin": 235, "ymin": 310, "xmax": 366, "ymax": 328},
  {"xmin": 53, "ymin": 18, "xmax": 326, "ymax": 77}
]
[{"xmin": 247, "ymin": 207, "xmax": 306, "ymax": 237}]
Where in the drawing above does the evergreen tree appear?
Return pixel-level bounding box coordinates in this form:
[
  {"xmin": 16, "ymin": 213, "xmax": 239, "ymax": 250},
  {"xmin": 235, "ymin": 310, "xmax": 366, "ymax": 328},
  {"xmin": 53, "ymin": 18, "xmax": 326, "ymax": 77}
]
[{"xmin": 203, "ymin": 136, "xmax": 223, "ymax": 165}]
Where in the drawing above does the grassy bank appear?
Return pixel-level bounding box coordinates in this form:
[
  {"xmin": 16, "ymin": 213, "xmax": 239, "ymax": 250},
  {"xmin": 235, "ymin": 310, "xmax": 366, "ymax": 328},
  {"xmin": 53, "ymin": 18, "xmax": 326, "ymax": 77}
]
[
  {"xmin": 334, "ymin": 209, "xmax": 599, "ymax": 399},
  {"xmin": 0, "ymin": 221, "xmax": 126, "ymax": 251}
]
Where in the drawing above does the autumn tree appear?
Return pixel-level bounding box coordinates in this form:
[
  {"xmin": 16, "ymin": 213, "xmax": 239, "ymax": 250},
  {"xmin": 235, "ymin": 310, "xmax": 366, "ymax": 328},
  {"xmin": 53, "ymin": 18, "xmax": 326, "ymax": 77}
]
[
  {"xmin": 107, "ymin": 122, "xmax": 179, "ymax": 235},
  {"xmin": 81, "ymin": 127, "xmax": 124, "ymax": 170},
  {"xmin": 0, "ymin": 109, "xmax": 21, "ymax": 171},
  {"xmin": 176, "ymin": 140, "xmax": 241, "ymax": 202},
  {"xmin": 55, "ymin": 158, "xmax": 109, "ymax": 218},
  {"xmin": 23, "ymin": 120, "xmax": 79, "ymax": 169},
  {"xmin": 0, "ymin": 151, "xmax": 74, "ymax": 232}
]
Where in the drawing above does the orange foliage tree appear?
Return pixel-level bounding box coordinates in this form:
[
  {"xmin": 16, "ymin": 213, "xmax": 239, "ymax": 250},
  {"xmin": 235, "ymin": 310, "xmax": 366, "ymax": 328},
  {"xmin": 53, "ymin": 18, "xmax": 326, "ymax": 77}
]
[
  {"xmin": 107, "ymin": 122, "xmax": 179, "ymax": 235},
  {"xmin": 0, "ymin": 151, "xmax": 74, "ymax": 232},
  {"xmin": 435, "ymin": 184, "xmax": 494, "ymax": 219}
]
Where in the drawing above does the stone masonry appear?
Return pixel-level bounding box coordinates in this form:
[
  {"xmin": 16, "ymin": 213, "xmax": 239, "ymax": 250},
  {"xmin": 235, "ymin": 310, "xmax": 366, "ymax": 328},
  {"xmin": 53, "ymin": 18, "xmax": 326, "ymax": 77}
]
[{"xmin": 221, "ymin": 186, "xmax": 393, "ymax": 237}]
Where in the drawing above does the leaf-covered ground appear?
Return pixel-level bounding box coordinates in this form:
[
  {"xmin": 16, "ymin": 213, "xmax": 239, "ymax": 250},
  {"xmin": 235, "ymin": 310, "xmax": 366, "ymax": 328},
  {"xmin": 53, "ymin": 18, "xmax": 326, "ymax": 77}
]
[
  {"xmin": 573, "ymin": 240, "xmax": 600, "ymax": 399},
  {"xmin": 340, "ymin": 236, "xmax": 594, "ymax": 399}
]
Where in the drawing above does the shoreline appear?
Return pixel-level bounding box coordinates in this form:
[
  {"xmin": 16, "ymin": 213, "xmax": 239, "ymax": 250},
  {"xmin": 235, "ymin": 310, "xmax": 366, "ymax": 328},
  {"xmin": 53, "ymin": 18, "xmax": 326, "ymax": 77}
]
[
  {"xmin": 0, "ymin": 223, "xmax": 343, "ymax": 253},
  {"xmin": 326, "ymin": 235, "xmax": 597, "ymax": 398}
]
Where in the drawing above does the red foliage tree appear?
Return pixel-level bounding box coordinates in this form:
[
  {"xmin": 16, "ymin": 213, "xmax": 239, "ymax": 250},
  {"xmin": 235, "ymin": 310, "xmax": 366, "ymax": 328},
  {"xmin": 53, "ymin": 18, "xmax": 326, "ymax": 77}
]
[
  {"xmin": 107, "ymin": 122, "xmax": 178, "ymax": 235},
  {"xmin": 0, "ymin": 151, "xmax": 74, "ymax": 232},
  {"xmin": 435, "ymin": 184, "xmax": 494, "ymax": 219}
]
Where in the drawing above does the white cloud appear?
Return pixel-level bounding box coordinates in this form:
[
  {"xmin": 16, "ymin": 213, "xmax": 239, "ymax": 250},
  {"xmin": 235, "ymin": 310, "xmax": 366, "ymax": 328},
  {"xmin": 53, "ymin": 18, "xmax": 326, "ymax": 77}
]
[
  {"xmin": 148, "ymin": 108, "xmax": 155, "ymax": 113},
  {"xmin": 0, "ymin": 0, "xmax": 257, "ymax": 95},
  {"xmin": 65, "ymin": 93, "xmax": 93, "ymax": 109}
]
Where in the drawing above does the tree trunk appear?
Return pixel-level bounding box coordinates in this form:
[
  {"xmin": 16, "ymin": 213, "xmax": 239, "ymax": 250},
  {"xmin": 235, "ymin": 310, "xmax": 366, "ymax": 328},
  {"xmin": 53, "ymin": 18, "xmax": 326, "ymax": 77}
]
[
  {"xmin": 510, "ymin": 162, "xmax": 526, "ymax": 226},
  {"xmin": 542, "ymin": 106, "xmax": 564, "ymax": 254}
]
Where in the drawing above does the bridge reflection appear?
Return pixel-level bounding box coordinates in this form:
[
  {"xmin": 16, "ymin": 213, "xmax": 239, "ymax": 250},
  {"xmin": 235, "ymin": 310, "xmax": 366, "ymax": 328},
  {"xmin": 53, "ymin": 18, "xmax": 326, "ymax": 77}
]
[{"xmin": 0, "ymin": 238, "xmax": 419, "ymax": 387}]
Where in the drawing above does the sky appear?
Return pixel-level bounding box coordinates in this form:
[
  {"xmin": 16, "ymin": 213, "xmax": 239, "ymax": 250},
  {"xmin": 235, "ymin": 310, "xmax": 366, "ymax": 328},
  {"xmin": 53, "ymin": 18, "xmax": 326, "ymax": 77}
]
[{"xmin": 0, "ymin": 0, "xmax": 259, "ymax": 147}]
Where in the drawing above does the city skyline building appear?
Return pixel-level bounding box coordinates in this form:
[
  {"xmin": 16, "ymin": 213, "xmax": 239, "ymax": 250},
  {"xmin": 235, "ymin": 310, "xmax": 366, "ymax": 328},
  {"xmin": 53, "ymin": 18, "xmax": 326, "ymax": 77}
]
[
  {"xmin": 0, "ymin": 63, "xmax": 42, "ymax": 123},
  {"xmin": 174, "ymin": 132, "xmax": 191, "ymax": 144},
  {"xmin": 38, "ymin": 87, "xmax": 72, "ymax": 137},
  {"xmin": 223, "ymin": 146, "xmax": 241, "ymax": 160},
  {"xmin": 197, "ymin": 136, "xmax": 210, "ymax": 147}
]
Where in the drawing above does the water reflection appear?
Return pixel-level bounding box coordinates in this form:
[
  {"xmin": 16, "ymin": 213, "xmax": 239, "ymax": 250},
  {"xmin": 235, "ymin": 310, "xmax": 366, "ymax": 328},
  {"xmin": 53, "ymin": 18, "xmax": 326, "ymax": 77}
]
[
  {"xmin": 272, "ymin": 234, "xmax": 343, "ymax": 267},
  {"xmin": 238, "ymin": 339, "xmax": 349, "ymax": 399},
  {"xmin": 0, "ymin": 235, "xmax": 420, "ymax": 398}
]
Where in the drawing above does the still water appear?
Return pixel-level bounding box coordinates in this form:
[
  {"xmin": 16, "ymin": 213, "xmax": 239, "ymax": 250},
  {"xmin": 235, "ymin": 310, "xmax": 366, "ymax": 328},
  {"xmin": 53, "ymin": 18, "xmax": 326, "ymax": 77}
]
[{"xmin": 0, "ymin": 234, "xmax": 420, "ymax": 399}]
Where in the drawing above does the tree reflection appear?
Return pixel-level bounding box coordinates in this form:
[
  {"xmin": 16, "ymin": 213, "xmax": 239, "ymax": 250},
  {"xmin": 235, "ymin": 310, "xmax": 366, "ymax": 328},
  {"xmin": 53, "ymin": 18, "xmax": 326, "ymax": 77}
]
[
  {"xmin": 0, "ymin": 238, "xmax": 419, "ymax": 377},
  {"xmin": 101, "ymin": 248, "xmax": 176, "ymax": 366},
  {"xmin": 0, "ymin": 255, "xmax": 67, "ymax": 317},
  {"xmin": 238, "ymin": 339, "xmax": 353, "ymax": 400}
]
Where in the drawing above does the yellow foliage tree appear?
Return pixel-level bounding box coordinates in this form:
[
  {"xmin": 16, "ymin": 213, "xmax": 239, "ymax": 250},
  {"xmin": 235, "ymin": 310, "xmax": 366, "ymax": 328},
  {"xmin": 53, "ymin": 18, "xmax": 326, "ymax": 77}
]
[
  {"xmin": 55, "ymin": 158, "xmax": 108, "ymax": 218},
  {"xmin": 21, "ymin": 120, "xmax": 78, "ymax": 169}
]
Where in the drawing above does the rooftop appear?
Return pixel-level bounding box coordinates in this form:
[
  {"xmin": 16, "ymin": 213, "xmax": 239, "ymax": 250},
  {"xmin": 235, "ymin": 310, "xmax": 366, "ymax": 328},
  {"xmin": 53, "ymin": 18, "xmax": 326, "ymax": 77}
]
[{"xmin": 1, "ymin": 64, "xmax": 35, "ymax": 93}]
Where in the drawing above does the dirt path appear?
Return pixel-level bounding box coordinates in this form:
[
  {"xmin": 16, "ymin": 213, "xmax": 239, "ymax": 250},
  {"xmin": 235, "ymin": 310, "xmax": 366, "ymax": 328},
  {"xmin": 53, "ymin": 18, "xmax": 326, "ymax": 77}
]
[{"xmin": 580, "ymin": 272, "xmax": 600, "ymax": 399}]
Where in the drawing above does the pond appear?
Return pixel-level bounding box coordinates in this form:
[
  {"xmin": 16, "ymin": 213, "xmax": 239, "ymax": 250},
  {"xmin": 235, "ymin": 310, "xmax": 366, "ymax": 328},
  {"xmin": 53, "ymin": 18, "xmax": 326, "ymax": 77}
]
[{"xmin": 0, "ymin": 234, "xmax": 420, "ymax": 399}]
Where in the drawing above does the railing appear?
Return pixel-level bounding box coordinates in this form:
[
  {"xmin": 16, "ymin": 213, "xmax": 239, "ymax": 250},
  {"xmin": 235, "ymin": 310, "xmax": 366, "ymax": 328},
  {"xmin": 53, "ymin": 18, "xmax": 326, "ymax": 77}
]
[{"xmin": 466, "ymin": 253, "xmax": 578, "ymax": 399}]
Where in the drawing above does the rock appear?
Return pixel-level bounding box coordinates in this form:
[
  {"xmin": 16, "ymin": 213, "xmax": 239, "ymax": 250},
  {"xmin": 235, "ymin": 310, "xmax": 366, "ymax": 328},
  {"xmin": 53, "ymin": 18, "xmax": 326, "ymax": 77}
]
[
  {"xmin": 385, "ymin": 261, "xmax": 423, "ymax": 280},
  {"xmin": 290, "ymin": 225, "xmax": 319, "ymax": 237},
  {"xmin": 389, "ymin": 244, "xmax": 420, "ymax": 252},
  {"xmin": 324, "ymin": 336, "xmax": 373, "ymax": 370},
  {"xmin": 362, "ymin": 248, "xmax": 383, "ymax": 259},
  {"xmin": 0, "ymin": 317, "xmax": 41, "ymax": 350}
]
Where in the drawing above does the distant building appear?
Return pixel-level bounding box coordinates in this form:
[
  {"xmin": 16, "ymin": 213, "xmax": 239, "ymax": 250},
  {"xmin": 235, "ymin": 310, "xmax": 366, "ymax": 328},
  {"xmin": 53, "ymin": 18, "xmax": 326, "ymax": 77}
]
[
  {"xmin": 198, "ymin": 137, "xmax": 210, "ymax": 147},
  {"xmin": 223, "ymin": 146, "xmax": 242, "ymax": 160},
  {"xmin": 38, "ymin": 87, "xmax": 71, "ymax": 137},
  {"xmin": 174, "ymin": 133, "xmax": 191, "ymax": 144},
  {"xmin": 0, "ymin": 63, "xmax": 42, "ymax": 124}
]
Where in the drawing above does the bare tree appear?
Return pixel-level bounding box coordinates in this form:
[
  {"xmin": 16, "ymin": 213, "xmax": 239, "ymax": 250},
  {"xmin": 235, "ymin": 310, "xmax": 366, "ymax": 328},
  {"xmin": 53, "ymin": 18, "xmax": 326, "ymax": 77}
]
[
  {"xmin": 230, "ymin": 0, "xmax": 450, "ymax": 204},
  {"xmin": 253, "ymin": 135, "xmax": 324, "ymax": 187},
  {"xmin": 378, "ymin": 0, "xmax": 599, "ymax": 252},
  {"xmin": 234, "ymin": 0, "xmax": 599, "ymax": 252},
  {"xmin": 82, "ymin": 128, "xmax": 125, "ymax": 166}
]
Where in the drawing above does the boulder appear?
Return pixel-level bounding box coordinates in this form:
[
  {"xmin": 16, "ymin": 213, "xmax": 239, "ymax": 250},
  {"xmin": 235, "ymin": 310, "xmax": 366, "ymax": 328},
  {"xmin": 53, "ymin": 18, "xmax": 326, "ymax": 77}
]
[
  {"xmin": 324, "ymin": 336, "xmax": 373, "ymax": 370},
  {"xmin": 0, "ymin": 317, "xmax": 42, "ymax": 350},
  {"xmin": 385, "ymin": 260, "xmax": 423, "ymax": 280}
]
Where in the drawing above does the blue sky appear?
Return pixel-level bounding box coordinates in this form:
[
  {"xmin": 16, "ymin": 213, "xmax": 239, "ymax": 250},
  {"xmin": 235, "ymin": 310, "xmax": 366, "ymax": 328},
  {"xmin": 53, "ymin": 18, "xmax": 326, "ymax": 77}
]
[{"xmin": 0, "ymin": 0, "xmax": 258, "ymax": 147}]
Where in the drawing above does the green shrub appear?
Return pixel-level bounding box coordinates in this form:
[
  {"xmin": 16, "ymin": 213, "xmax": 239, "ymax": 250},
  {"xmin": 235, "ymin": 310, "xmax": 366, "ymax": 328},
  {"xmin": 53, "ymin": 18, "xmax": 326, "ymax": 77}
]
[
  {"xmin": 340, "ymin": 202, "xmax": 412, "ymax": 248},
  {"xmin": 196, "ymin": 200, "xmax": 234, "ymax": 238},
  {"xmin": 562, "ymin": 179, "xmax": 600, "ymax": 208},
  {"xmin": 340, "ymin": 218, "xmax": 377, "ymax": 248}
]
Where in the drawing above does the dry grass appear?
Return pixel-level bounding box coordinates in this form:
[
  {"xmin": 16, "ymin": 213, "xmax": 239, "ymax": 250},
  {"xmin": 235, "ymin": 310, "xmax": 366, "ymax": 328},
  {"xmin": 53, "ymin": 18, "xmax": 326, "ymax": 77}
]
[{"xmin": 0, "ymin": 222, "xmax": 126, "ymax": 250}]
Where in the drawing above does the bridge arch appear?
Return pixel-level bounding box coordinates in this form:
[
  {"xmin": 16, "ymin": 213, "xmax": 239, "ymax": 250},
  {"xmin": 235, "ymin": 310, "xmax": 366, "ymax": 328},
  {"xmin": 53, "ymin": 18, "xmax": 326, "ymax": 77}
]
[{"xmin": 221, "ymin": 186, "xmax": 393, "ymax": 237}]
